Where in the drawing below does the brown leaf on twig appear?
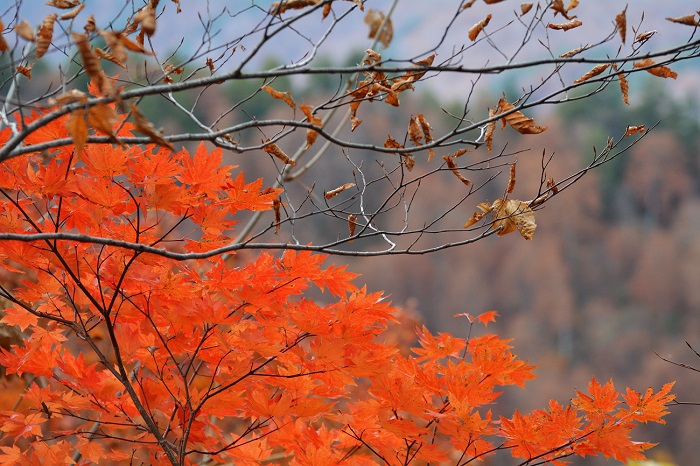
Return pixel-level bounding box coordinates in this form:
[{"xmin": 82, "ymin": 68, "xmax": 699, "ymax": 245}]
[
  {"xmin": 325, "ymin": 183, "xmax": 356, "ymax": 199},
  {"xmin": 273, "ymin": 198, "xmax": 281, "ymax": 234},
  {"xmin": 73, "ymin": 32, "xmax": 105, "ymax": 92},
  {"xmin": 45, "ymin": 0, "xmax": 79, "ymax": 7},
  {"xmin": 35, "ymin": 14, "xmax": 57, "ymax": 58},
  {"xmin": 263, "ymin": 141, "xmax": 295, "ymax": 166},
  {"xmin": 624, "ymin": 125, "xmax": 645, "ymax": 137},
  {"xmin": 497, "ymin": 98, "xmax": 547, "ymax": 134},
  {"xmin": 66, "ymin": 109, "xmax": 88, "ymax": 157},
  {"xmin": 16, "ymin": 64, "xmax": 32, "ymax": 79},
  {"xmin": 573, "ymin": 64, "xmax": 610, "ymax": 84},
  {"xmin": 270, "ymin": 0, "xmax": 320, "ymax": 15},
  {"xmin": 348, "ymin": 214, "xmax": 358, "ymax": 240},
  {"xmin": 129, "ymin": 103, "xmax": 174, "ymax": 150},
  {"xmin": 443, "ymin": 155, "xmax": 471, "ymax": 187},
  {"xmin": 666, "ymin": 14, "xmax": 700, "ymax": 26},
  {"xmin": 485, "ymin": 108, "xmax": 496, "ymax": 153},
  {"xmin": 468, "ymin": 14, "xmax": 492, "ymax": 41},
  {"xmin": 300, "ymin": 104, "xmax": 322, "ymax": 149},
  {"xmin": 548, "ymin": 19, "xmax": 583, "ymax": 31},
  {"xmin": 262, "ymin": 85, "xmax": 295, "ymax": 108},
  {"xmin": 60, "ymin": 3, "xmax": 85, "ymax": 20},
  {"xmin": 633, "ymin": 58, "xmax": 678, "ymax": 79},
  {"xmin": 507, "ymin": 164, "xmax": 516, "ymax": 194},
  {"xmin": 364, "ymin": 9, "xmax": 393, "ymax": 47},
  {"xmin": 615, "ymin": 8, "xmax": 627, "ymax": 43},
  {"xmin": 15, "ymin": 20, "xmax": 35, "ymax": 42},
  {"xmin": 492, "ymin": 198, "xmax": 536, "ymax": 239}
]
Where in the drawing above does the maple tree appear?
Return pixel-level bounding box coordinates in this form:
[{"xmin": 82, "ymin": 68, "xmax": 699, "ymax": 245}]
[{"xmin": 0, "ymin": 0, "xmax": 696, "ymax": 464}]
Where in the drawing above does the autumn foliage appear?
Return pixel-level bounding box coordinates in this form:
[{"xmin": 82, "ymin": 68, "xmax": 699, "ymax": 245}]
[{"xmin": 0, "ymin": 89, "xmax": 675, "ymax": 465}]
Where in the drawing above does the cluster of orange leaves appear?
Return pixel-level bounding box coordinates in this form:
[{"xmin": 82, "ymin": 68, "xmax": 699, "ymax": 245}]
[{"xmin": 0, "ymin": 94, "xmax": 675, "ymax": 465}]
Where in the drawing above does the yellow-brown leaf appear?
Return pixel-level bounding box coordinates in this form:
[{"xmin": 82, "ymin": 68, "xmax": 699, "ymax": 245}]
[
  {"xmin": 485, "ymin": 107, "xmax": 496, "ymax": 153},
  {"xmin": 364, "ymin": 9, "xmax": 393, "ymax": 48},
  {"xmin": 262, "ymin": 85, "xmax": 295, "ymax": 108},
  {"xmin": 73, "ymin": 33, "xmax": 104, "ymax": 91},
  {"xmin": 624, "ymin": 125, "xmax": 645, "ymax": 137},
  {"xmin": 492, "ymin": 199, "xmax": 536, "ymax": 239},
  {"xmin": 326, "ymin": 183, "xmax": 356, "ymax": 199},
  {"xmin": 507, "ymin": 164, "xmax": 516, "ymax": 194},
  {"xmin": 300, "ymin": 104, "xmax": 322, "ymax": 149},
  {"xmin": 468, "ymin": 14, "xmax": 492, "ymax": 42},
  {"xmin": 35, "ymin": 14, "xmax": 57, "ymax": 58},
  {"xmin": 60, "ymin": 3, "xmax": 85, "ymax": 20},
  {"xmin": 521, "ymin": 3, "xmax": 533, "ymax": 15},
  {"xmin": 615, "ymin": 8, "xmax": 627, "ymax": 43},
  {"xmin": 444, "ymin": 155, "xmax": 471, "ymax": 187},
  {"xmin": 573, "ymin": 64, "xmax": 610, "ymax": 84},
  {"xmin": 666, "ymin": 14, "xmax": 700, "ymax": 26},
  {"xmin": 348, "ymin": 214, "xmax": 357, "ymax": 239},
  {"xmin": 497, "ymin": 98, "xmax": 547, "ymax": 134},
  {"xmin": 548, "ymin": 19, "xmax": 582, "ymax": 31},
  {"xmin": 67, "ymin": 108, "xmax": 88, "ymax": 157},
  {"xmin": 15, "ymin": 20, "xmax": 35, "ymax": 42},
  {"xmin": 633, "ymin": 58, "xmax": 677, "ymax": 79},
  {"xmin": 129, "ymin": 103, "xmax": 174, "ymax": 150},
  {"xmin": 408, "ymin": 116, "xmax": 422, "ymax": 145},
  {"xmin": 16, "ymin": 64, "xmax": 32, "ymax": 79},
  {"xmin": 263, "ymin": 141, "xmax": 295, "ymax": 166}
]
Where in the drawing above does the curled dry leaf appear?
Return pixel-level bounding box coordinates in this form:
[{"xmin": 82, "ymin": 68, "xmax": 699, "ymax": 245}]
[
  {"xmin": 485, "ymin": 107, "xmax": 496, "ymax": 153},
  {"xmin": 273, "ymin": 198, "xmax": 281, "ymax": 234},
  {"xmin": 98, "ymin": 30, "xmax": 126, "ymax": 65},
  {"xmin": 66, "ymin": 109, "xmax": 88, "ymax": 157},
  {"xmin": 300, "ymin": 104, "xmax": 322, "ymax": 149},
  {"xmin": 468, "ymin": 14, "xmax": 492, "ymax": 42},
  {"xmin": 550, "ymin": 0, "xmax": 579, "ymax": 19},
  {"xmin": 87, "ymin": 103, "xmax": 118, "ymax": 141},
  {"xmin": 129, "ymin": 102, "xmax": 174, "ymax": 150},
  {"xmin": 205, "ymin": 58, "xmax": 215, "ymax": 73},
  {"xmin": 322, "ymin": 2, "xmax": 331, "ymax": 19},
  {"xmin": 384, "ymin": 135, "xmax": 403, "ymax": 153},
  {"xmin": 365, "ymin": 48, "xmax": 381, "ymax": 63},
  {"xmin": 492, "ymin": 198, "xmax": 536, "ymax": 239},
  {"xmin": 84, "ymin": 14, "xmax": 95, "ymax": 33},
  {"xmin": 521, "ymin": 3, "xmax": 533, "ymax": 15},
  {"xmin": 548, "ymin": 19, "xmax": 583, "ymax": 31},
  {"xmin": 624, "ymin": 125, "xmax": 646, "ymax": 137},
  {"xmin": 615, "ymin": 8, "xmax": 627, "ymax": 43},
  {"xmin": 573, "ymin": 64, "xmax": 610, "ymax": 84},
  {"xmin": 16, "ymin": 64, "xmax": 32, "ymax": 79},
  {"xmin": 15, "ymin": 20, "xmax": 35, "ymax": 42},
  {"xmin": 612, "ymin": 64, "xmax": 629, "ymax": 105},
  {"xmin": 325, "ymin": 183, "xmax": 356, "ymax": 200},
  {"xmin": 35, "ymin": 14, "xmax": 58, "ymax": 58},
  {"xmin": 633, "ymin": 58, "xmax": 677, "ymax": 79},
  {"xmin": 453, "ymin": 148, "xmax": 471, "ymax": 158},
  {"xmin": 0, "ymin": 21, "xmax": 7, "ymax": 53},
  {"xmin": 262, "ymin": 85, "xmax": 295, "ymax": 108},
  {"xmin": 270, "ymin": 0, "xmax": 320, "ymax": 15},
  {"xmin": 134, "ymin": 2, "xmax": 156, "ymax": 36},
  {"xmin": 507, "ymin": 164, "xmax": 516, "ymax": 194},
  {"xmin": 118, "ymin": 32, "xmax": 153, "ymax": 55},
  {"xmin": 73, "ymin": 32, "xmax": 104, "ymax": 92},
  {"xmin": 666, "ymin": 14, "xmax": 700, "ymax": 26},
  {"xmin": 483, "ymin": 0, "xmax": 507, "ymax": 3},
  {"xmin": 60, "ymin": 3, "xmax": 85, "ymax": 20},
  {"xmin": 45, "ymin": 0, "xmax": 80, "ymax": 7},
  {"xmin": 560, "ymin": 46, "xmax": 586, "ymax": 58},
  {"xmin": 408, "ymin": 116, "xmax": 423, "ymax": 145},
  {"xmin": 635, "ymin": 30, "xmax": 656, "ymax": 43},
  {"xmin": 463, "ymin": 201, "xmax": 493, "ymax": 229},
  {"xmin": 416, "ymin": 114, "xmax": 435, "ymax": 160},
  {"xmin": 443, "ymin": 155, "xmax": 471, "ymax": 187},
  {"xmin": 364, "ymin": 9, "xmax": 393, "ymax": 48},
  {"xmin": 497, "ymin": 98, "xmax": 547, "ymax": 134},
  {"xmin": 546, "ymin": 177, "xmax": 559, "ymax": 195},
  {"xmin": 348, "ymin": 214, "xmax": 358, "ymax": 240},
  {"xmin": 94, "ymin": 47, "xmax": 126, "ymax": 69},
  {"xmin": 263, "ymin": 141, "xmax": 295, "ymax": 166},
  {"xmin": 461, "ymin": 0, "xmax": 477, "ymax": 9}
]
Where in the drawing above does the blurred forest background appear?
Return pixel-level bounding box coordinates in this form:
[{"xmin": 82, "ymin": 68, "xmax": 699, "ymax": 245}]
[{"xmin": 4, "ymin": 2, "xmax": 700, "ymax": 463}]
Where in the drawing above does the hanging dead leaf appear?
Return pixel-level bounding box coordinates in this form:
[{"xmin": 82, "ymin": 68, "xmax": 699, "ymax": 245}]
[
  {"xmin": 416, "ymin": 114, "xmax": 432, "ymax": 143},
  {"xmin": 408, "ymin": 116, "xmax": 422, "ymax": 145},
  {"xmin": 461, "ymin": 0, "xmax": 477, "ymax": 8},
  {"xmin": 365, "ymin": 48, "xmax": 381, "ymax": 63},
  {"xmin": 463, "ymin": 201, "xmax": 493, "ymax": 229},
  {"xmin": 546, "ymin": 177, "xmax": 558, "ymax": 195},
  {"xmin": 615, "ymin": 8, "xmax": 627, "ymax": 43},
  {"xmin": 325, "ymin": 183, "xmax": 356, "ymax": 200},
  {"xmin": 94, "ymin": 47, "xmax": 126, "ymax": 68},
  {"xmin": 262, "ymin": 85, "xmax": 295, "ymax": 108},
  {"xmin": 384, "ymin": 135, "xmax": 403, "ymax": 153},
  {"xmin": 0, "ymin": 21, "xmax": 7, "ymax": 53},
  {"xmin": 364, "ymin": 9, "xmax": 393, "ymax": 48},
  {"xmin": 560, "ymin": 46, "xmax": 586, "ymax": 58},
  {"xmin": 270, "ymin": 0, "xmax": 320, "ymax": 15},
  {"xmin": 84, "ymin": 14, "xmax": 95, "ymax": 33},
  {"xmin": 624, "ymin": 125, "xmax": 645, "ymax": 137},
  {"xmin": 97, "ymin": 31, "xmax": 126, "ymax": 65},
  {"xmin": 403, "ymin": 154, "xmax": 415, "ymax": 171},
  {"xmin": 300, "ymin": 104, "xmax": 322, "ymax": 149},
  {"xmin": 666, "ymin": 14, "xmax": 700, "ymax": 26},
  {"xmin": 443, "ymin": 155, "xmax": 471, "ymax": 187},
  {"xmin": 485, "ymin": 107, "xmax": 496, "ymax": 153},
  {"xmin": 45, "ymin": 0, "xmax": 80, "ymax": 7},
  {"xmin": 633, "ymin": 58, "xmax": 677, "ymax": 79},
  {"xmin": 66, "ymin": 108, "xmax": 88, "ymax": 156},
  {"xmin": 273, "ymin": 198, "xmax": 281, "ymax": 234},
  {"xmin": 117, "ymin": 32, "xmax": 153, "ymax": 55},
  {"xmin": 612, "ymin": 64, "xmax": 629, "ymax": 105},
  {"xmin": 87, "ymin": 103, "xmax": 118, "ymax": 140},
  {"xmin": 16, "ymin": 64, "xmax": 32, "ymax": 79},
  {"xmin": 134, "ymin": 2, "xmax": 156, "ymax": 36},
  {"xmin": 573, "ymin": 64, "xmax": 610, "ymax": 84},
  {"xmin": 453, "ymin": 148, "xmax": 471, "ymax": 158},
  {"xmin": 392, "ymin": 54, "xmax": 436, "ymax": 91},
  {"xmin": 263, "ymin": 141, "xmax": 295, "ymax": 166},
  {"xmin": 521, "ymin": 3, "xmax": 533, "ymax": 15},
  {"xmin": 60, "ymin": 3, "xmax": 85, "ymax": 20},
  {"xmin": 322, "ymin": 2, "xmax": 331, "ymax": 19},
  {"xmin": 129, "ymin": 102, "xmax": 174, "ymax": 150},
  {"xmin": 497, "ymin": 98, "xmax": 547, "ymax": 134},
  {"xmin": 491, "ymin": 198, "xmax": 536, "ymax": 239},
  {"xmin": 635, "ymin": 31, "xmax": 656, "ymax": 43},
  {"xmin": 468, "ymin": 14, "xmax": 492, "ymax": 42},
  {"xmin": 73, "ymin": 33, "xmax": 105, "ymax": 92},
  {"xmin": 15, "ymin": 20, "xmax": 35, "ymax": 42},
  {"xmin": 548, "ymin": 19, "xmax": 583, "ymax": 31},
  {"xmin": 507, "ymin": 164, "xmax": 516, "ymax": 194},
  {"xmin": 348, "ymin": 214, "xmax": 358, "ymax": 240},
  {"xmin": 35, "ymin": 14, "xmax": 57, "ymax": 58}
]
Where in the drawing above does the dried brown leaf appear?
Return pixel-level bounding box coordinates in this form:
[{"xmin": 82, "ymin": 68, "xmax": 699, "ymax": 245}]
[
  {"xmin": 666, "ymin": 14, "xmax": 700, "ymax": 26},
  {"xmin": 87, "ymin": 103, "xmax": 118, "ymax": 139},
  {"xmin": 270, "ymin": 0, "xmax": 320, "ymax": 15},
  {"xmin": 73, "ymin": 32, "xmax": 104, "ymax": 91},
  {"xmin": 463, "ymin": 211, "xmax": 484, "ymax": 229},
  {"xmin": 300, "ymin": 103, "xmax": 322, "ymax": 149},
  {"xmin": 273, "ymin": 198, "xmax": 281, "ymax": 234},
  {"xmin": 573, "ymin": 64, "xmax": 610, "ymax": 84},
  {"xmin": 129, "ymin": 102, "xmax": 174, "ymax": 150},
  {"xmin": 348, "ymin": 214, "xmax": 357, "ymax": 239},
  {"xmin": 453, "ymin": 148, "xmax": 471, "ymax": 158},
  {"xmin": 263, "ymin": 141, "xmax": 295, "ymax": 166},
  {"xmin": 35, "ymin": 14, "xmax": 57, "ymax": 58},
  {"xmin": 118, "ymin": 32, "xmax": 153, "ymax": 55},
  {"xmin": 94, "ymin": 47, "xmax": 126, "ymax": 69},
  {"xmin": 416, "ymin": 114, "xmax": 433, "ymax": 143},
  {"xmin": 497, "ymin": 98, "xmax": 547, "ymax": 134},
  {"xmin": 521, "ymin": 3, "xmax": 533, "ymax": 15},
  {"xmin": 45, "ymin": 0, "xmax": 79, "ymax": 7},
  {"xmin": 560, "ymin": 46, "xmax": 585, "ymax": 58},
  {"xmin": 461, "ymin": 0, "xmax": 477, "ymax": 9},
  {"xmin": 492, "ymin": 198, "xmax": 536, "ymax": 239},
  {"xmin": 97, "ymin": 30, "xmax": 126, "ymax": 65},
  {"xmin": 612, "ymin": 64, "xmax": 629, "ymax": 105},
  {"xmin": 635, "ymin": 31, "xmax": 656, "ymax": 43},
  {"xmin": 0, "ymin": 21, "xmax": 7, "ymax": 53},
  {"xmin": 443, "ymin": 155, "xmax": 471, "ymax": 187},
  {"xmin": 507, "ymin": 164, "xmax": 516, "ymax": 194},
  {"xmin": 624, "ymin": 125, "xmax": 645, "ymax": 137},
  {"xmin": 546, "ymin": 177, "xmax": 559, "ymax": 195},
  {"xmin": 16, "ymin": 64, "xmax": 32, "ymax": 79},
  {"xmin": 403, "ymin": 154, "xmax": 415, "ymax": 171},
  {"xmin": 15, "ymin": 20, "xmax": 35, "ymax": 42},
  {"xmin": 408, "ymin": 116, "xmax": 422, "ymax": 145},
  {"xmin": 548, "ymin": 19, "xmax": 583, "ymax": 31},
  {"xmin": 364, "ymin": 9, "xmax": 393, "ymax": 48},
  {"xmin": 262, "ymin": 85, "xmax": 295, "ymax": 108},
  {"xmin": 60, "ymin": 3, "xmax": 85, "ymax": 20},
  {"xmin": 615, "ymin": 8, "xmax": 627, "ymax": 43},
  {"xmin": 485, "ymin": 107, "xmax": 496, "ymax": 153},
  {"xmin": 468, "ymin": 14, "xmax": 492, "ymax": 42},
  {"xmin": 322, "ymin": 3, "xmax": 332, "ymax": 19},
  {"xmin": 66, "ymin": 108, "xmax": 88, "ymax": 156},
  {"xmin": 84, "ymin": 14, "xmax": 95, "ymax": 33},
  {"xmin": 633, "ymin": 58, "xmax": 677, "ymax": 79},
  {"xmin": 325, "ymin": 183, "xmax": 356, "ymax": 199},
  {"xmin": 134, "ymin": 2, "xmax": 156, "ymax": 36}
]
